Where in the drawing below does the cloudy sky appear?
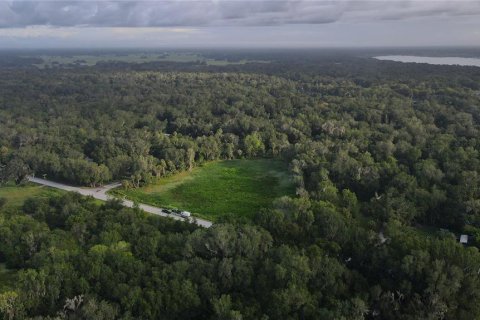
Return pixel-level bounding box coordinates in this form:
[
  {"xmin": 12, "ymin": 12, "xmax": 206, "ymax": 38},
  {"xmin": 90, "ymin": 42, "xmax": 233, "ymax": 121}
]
[{"xmin": 0, "ymin": 0, "xmax": 479, "ymax": 48}]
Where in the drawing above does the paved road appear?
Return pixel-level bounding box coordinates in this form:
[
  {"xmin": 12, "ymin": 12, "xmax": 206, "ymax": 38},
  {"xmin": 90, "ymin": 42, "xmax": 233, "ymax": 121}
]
[{"xmin": 27, "ymin": 176, "xmax": 213, "ymax": 228}]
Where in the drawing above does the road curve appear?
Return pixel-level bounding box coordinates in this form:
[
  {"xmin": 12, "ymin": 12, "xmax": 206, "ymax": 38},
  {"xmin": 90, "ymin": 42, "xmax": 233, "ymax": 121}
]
[{"xmin": 27, "ymin": 176, "xmax": 213, "ymax": 228}]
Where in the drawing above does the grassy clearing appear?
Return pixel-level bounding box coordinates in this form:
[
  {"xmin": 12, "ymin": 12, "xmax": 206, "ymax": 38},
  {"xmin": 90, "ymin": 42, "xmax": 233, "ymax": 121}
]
[
  {"xmin": 112, "ymin": 159, "xmax": 295, "ymax": 221},
  {"xmin": 0, "ymin": 183, "xmax": 64, "ymax": 208}
]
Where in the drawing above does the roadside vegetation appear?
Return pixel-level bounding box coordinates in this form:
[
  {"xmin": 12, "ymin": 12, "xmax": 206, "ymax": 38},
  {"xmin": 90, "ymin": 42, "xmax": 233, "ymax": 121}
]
[
  {"xmin": 0, "ymin": 183, "xmax": 63, "ymax": 208},
  {"xmin": 112, "ymin": 159, "xmax": 295, "ymax": 220},
  {"xmin": 2, "ymin": 192, "xmax": 480, "ymax": 320}
]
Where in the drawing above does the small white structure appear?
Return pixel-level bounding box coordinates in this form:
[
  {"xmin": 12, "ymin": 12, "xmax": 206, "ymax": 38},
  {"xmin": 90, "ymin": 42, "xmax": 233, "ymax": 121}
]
[
  {"xmin": 180, "ymin": 211, "xmax": 191, "ymax": 218},
  {"xmin": 460, "ymin": 234, "xmax": 468, "ymax": 244}
]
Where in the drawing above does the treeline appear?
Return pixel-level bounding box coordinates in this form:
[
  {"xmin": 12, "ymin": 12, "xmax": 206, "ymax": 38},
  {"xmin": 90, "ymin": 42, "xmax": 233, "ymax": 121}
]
[
  {"xmin": 0, "ymin": 72, "xmax": 293, "ymax": 187},
  {"xmin": 1, "ymin": 193, "xmax": 480, "ymax": 319},
  {"xmin": 1, "ymin": 129, "xmax": 269, "ymax": 188}
]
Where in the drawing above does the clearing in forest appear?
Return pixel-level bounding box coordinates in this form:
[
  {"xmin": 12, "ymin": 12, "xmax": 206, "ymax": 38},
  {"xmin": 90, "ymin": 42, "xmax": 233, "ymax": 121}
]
[
  {"xmin": 0, "ymin": 183, "xmax": 64, "ymax": 208},
  {"xmin": 112, "ymin": 159, "xmax": 295, "ymax": 221}
]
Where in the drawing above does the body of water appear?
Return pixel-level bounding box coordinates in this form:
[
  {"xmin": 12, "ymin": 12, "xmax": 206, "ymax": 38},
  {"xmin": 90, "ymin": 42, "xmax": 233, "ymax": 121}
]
[{"xmin": 374, "ymin": 55, "xmax": 480, "ymax": 67}]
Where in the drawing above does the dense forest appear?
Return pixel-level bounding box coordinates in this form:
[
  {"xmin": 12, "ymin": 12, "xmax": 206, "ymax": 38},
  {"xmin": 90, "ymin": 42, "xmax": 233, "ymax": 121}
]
[{"xmin": 1, "ymin": 49, "xmax": 480, "ymax": 319}]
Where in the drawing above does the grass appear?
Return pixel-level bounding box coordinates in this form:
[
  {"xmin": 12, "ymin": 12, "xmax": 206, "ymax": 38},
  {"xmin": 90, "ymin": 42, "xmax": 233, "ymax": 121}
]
[
  {"xmin": 0, "ymin": 183, "xmax": 64, "ymax": 208},
  {"xmin": 112, "ymin": 159, "xmax": 295, "ymax": 221},
  {"xmin": 0, "ymin": 263, "xmax": 17, "ymax": 293}
]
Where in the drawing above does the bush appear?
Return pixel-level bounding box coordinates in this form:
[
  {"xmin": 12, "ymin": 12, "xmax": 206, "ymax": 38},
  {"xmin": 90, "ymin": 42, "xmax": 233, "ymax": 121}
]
[{"xmin": 0, "ymin": 197, "xmax": 6, "ymax": 209}]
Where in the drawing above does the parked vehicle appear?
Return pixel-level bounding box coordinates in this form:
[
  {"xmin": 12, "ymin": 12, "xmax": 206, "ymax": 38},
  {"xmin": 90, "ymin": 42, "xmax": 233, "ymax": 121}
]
[{"xmin": 180, "ymin": 211, "xmax": 191, "ymax": 218}]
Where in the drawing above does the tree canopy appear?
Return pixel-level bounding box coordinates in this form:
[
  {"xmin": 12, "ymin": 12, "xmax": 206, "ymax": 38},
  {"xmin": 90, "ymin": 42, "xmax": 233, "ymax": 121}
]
[{"xmin": 1, "ymin": 49, "xmax": 480, "ymax": 319}]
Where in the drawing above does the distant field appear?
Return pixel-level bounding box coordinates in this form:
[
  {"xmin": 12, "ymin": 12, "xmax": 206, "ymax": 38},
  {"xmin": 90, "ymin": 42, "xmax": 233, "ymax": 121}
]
[
  {"xmin": 0, "ymin": 183, "xmax": 64, "ymax": 208},
  {"xmin": 112, "ymin": 159, "xmax": 295, "ymax": 221},
  {"xmin": 27, "ymin": 53, "xmax": 269, "ymax": 68}
]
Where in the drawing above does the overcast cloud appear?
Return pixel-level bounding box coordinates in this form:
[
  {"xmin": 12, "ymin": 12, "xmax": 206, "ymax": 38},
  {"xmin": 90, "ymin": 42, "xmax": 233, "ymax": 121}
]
[{"xmin": 0, "ymin": 0, "xmax": 479, "ymax": 48}]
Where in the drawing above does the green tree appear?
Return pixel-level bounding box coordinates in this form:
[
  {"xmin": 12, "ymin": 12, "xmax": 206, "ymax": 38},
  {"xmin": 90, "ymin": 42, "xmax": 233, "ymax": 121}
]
[
  {"xmin": 0, "ymin": 291, "xmax": 23, "ymax": 320},
  {"xmin": 244, "ymin": 132, "xmax": 265, "ymax": 158}
]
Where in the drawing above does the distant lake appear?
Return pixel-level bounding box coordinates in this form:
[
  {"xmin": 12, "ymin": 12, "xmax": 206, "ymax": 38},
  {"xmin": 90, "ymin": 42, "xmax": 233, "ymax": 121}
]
[{"xmin": 374, "ymin": 55, "xmax": 480, "ymax": 67}]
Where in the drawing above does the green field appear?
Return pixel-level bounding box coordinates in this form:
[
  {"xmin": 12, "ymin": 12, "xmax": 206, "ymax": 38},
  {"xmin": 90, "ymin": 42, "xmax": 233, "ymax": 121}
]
[
  {"xmin": 27, "ymin": 53, "xmax": 269, "ymax": 69},
  {"xmin": 0, "ymin": 183, "xmax": 64, "ymax": 208},
  {"xmin": 112, "ymin": 159, "xmax": 295, "ymax": 221}
]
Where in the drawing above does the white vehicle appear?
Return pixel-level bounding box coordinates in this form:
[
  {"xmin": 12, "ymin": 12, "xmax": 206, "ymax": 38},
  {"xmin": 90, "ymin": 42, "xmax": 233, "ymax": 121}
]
[{"xmin": 180, "ymin": 211, "xmax": 191, "ymax": 218}]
